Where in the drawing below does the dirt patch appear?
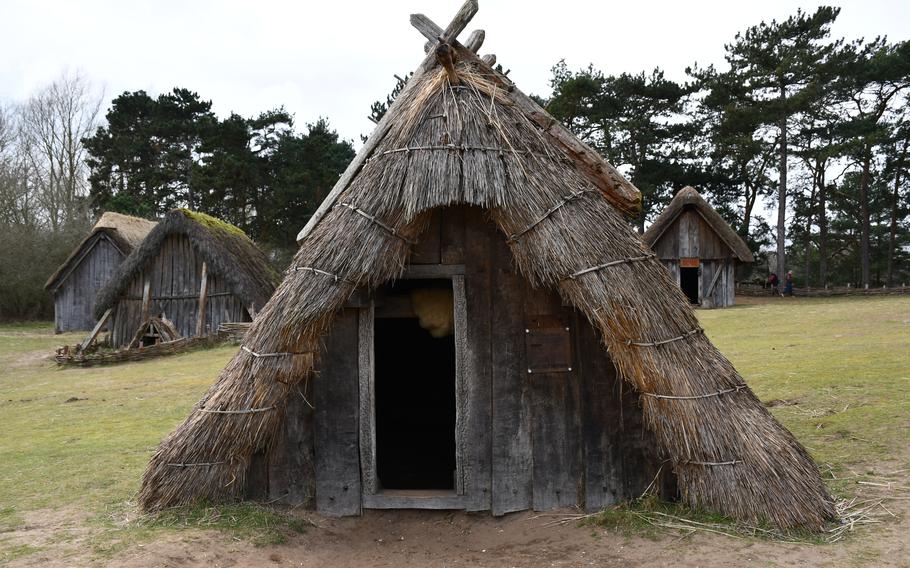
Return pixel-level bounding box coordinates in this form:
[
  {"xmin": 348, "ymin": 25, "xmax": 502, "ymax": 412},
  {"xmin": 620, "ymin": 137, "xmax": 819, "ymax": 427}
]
[{"xmin": 8, "ymin": 495, "xmax": 906, "ymax": 568}]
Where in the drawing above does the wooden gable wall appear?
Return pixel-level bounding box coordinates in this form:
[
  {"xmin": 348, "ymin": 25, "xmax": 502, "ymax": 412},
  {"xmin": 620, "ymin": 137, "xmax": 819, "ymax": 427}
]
[
  {"xmin": 53, "ymin": 234, "xmax": 124, "ymax": 333},
  {"xmin": 109, "ymin": 233, "xmax": 249, "ymax": 347}
]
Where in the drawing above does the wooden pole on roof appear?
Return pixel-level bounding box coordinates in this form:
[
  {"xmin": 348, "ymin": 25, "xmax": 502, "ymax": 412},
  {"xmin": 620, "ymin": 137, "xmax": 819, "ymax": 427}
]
[
  {"xmin": 297, "ymin": 0, "xmax": 481, "ymax": 245},
  {"xmin": 79, "ymin": 308, "xmax": 112, "ymax": 352}
]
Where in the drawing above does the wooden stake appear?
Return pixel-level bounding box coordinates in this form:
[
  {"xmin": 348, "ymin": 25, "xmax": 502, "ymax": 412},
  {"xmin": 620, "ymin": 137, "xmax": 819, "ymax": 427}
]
[
  {"xmin": 79, "ymin": 308, "xmax": 112, "ymax": 352},
  {"xmin": 464, "ymin": 29, "xmax": 485, "ymax": 53},
  {"xmin": 140, "ymin": 278, "xmax": 151, "ymax": 323},
  {"xmin": 196, "ymin": 261, "xmax": 208, "ymax": 337}
]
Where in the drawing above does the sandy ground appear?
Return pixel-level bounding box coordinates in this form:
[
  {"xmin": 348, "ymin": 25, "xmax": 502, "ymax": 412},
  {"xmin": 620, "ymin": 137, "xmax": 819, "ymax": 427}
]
[{"xmin": 7, "ymin": 488, "xmax": 909, "ymax": 568}]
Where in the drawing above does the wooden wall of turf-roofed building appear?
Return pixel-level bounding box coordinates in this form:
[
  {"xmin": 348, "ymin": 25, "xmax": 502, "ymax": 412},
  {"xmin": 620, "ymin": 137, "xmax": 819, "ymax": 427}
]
[
  {"xmin": 109, "ymin": 233, "xmax": 250, "ymax": 347},
  {"xmin": 50, "ymin": 234, "xmax": 124, "ymax": 333}
]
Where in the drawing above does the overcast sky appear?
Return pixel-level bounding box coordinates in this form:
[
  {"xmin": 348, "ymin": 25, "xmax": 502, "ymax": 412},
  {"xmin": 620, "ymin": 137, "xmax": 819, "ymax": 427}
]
[{"xmin": 2, "ymin": 0, "xmax": 907, "ymax": 147}]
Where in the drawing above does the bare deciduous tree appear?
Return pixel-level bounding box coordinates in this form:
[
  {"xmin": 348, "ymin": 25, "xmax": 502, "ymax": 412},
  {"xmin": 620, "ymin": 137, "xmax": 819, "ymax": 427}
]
[{"xmin": 17, "ymin": 71, "xmax": 102, "ymax": 232}]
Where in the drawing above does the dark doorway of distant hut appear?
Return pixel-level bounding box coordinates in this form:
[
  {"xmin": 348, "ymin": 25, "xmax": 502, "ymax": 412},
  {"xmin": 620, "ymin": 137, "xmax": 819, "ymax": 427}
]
[
  {"xmin": 374, "ymin": 282, "xmax": 457, "ymax": 492},
  {"xmin": 680, "ymin": 267, "xmax": 700, "ymax": 304}
]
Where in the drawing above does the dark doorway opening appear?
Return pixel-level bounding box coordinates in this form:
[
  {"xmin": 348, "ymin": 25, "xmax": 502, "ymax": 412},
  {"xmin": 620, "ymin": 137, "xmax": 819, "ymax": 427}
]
[
  {"xmin": 680, "ymin": 266, "xmax": 700, "ymax": 304},
  {"xmin": 375, "ymin": 315, "xmax": 456, "ymax": 490}
]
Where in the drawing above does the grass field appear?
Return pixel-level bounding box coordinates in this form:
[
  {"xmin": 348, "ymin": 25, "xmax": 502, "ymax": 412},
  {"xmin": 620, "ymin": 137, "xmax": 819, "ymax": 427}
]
[{"xmin": 0, "ymin": 295, "xmax": 908, "ymax": 564}]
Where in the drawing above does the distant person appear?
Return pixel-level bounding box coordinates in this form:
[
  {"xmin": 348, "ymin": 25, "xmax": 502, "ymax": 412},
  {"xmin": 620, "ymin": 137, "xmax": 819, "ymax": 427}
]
[
  {"xmin": 784, "ymin": 271, "xmax": 794, "ymax": 296},
  {"xmin": 768, "ymin": 272, "xmax": 780, "ymax": 296}
]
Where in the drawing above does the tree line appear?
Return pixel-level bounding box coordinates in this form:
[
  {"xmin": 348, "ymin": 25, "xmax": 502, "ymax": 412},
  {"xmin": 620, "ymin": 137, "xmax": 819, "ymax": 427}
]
[
  {"xmin": 541, "ymin": 7, "xmax": 909, "ymax": 287},
  {"xmin": 0, "ymin": 75, "xmax": 353, "ymax": 320},
  {"xmin": 1, "ymin": 5, "xmax": 907, "ymax": 320}
]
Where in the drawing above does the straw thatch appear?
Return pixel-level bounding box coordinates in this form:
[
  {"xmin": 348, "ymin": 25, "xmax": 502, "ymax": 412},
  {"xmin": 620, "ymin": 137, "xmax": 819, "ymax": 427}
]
[
  {"xmin": 94, "ymin": 209, "xmax": 279, "ymax": 319},
  {"xmin": 643, "ymin": 186, "xmax": 754, "ymax": 263},
  {"xmin": 137, "ymin": 17, "xmax": 833, "ymax": 530},
  {"xmin": 44, "ymin": 212, "xmax": 157, "ymax": 291}
]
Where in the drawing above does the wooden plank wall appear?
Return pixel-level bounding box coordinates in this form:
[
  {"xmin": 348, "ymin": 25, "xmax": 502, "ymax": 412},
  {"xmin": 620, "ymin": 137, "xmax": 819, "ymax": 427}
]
[
  {"xmin": 54, "ymin": 235, "xmax": 123, "ymax": 332},
  {"xmin": 312, "ymin": 309, "xmax": 362, "ymax": 515},
  {"xmin": 653, "ymin": 209, "xmax": 735, "ymax": 261},
  {"xmin": 110, "ymin": 234, "xmax": 249, "ymax": 346},
  {"xmin": 255, "ymin": 205, "xmax": 668, "ymax": 514}
]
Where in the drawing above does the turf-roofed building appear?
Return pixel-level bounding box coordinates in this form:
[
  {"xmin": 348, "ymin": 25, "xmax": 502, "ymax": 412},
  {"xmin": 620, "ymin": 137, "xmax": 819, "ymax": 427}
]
[
  {"xmin": 93, "ymin": 209, "xmax": 279, "ymax": 348},
  {"xmin": 45, "ymin": 212, "xmax": 157, "ymax": 333}
]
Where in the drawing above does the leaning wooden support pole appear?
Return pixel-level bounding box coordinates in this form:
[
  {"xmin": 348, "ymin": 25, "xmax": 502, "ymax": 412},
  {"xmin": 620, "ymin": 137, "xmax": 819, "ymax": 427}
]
[
  {"xmin": 79, "ymin": 308, "xmax": 112, "ymax": 352},
  {"xmin": 196, "ymin": 262, "xmax": 208, "ymax": 337}
]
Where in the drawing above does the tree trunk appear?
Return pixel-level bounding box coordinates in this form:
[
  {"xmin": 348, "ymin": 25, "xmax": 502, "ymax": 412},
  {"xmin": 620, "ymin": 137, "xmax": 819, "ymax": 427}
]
[
  {"xmin": 818, "ymin": 175, "xmax": 828, "ymax": 287},
  {"xmin": 859, "ymin": 148, "xmax": 872, "ymax": 287},
  {"xmin": 804, "ymin": 183, "xmax": 816, "ymax": 288},
  {"xmin": 887, "ymin": 139, "xmax": 907, "ymax": 285},
  {"xmin": 777, "ymin": 104, "xmax": 788, "ymax": 279}
]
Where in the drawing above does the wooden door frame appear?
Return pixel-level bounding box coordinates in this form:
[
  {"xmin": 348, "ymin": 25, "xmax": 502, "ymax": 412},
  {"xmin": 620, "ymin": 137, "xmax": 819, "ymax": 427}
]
[{"xmin": 358, "ymin": 267, "xmax": 470, "ymax": 509}]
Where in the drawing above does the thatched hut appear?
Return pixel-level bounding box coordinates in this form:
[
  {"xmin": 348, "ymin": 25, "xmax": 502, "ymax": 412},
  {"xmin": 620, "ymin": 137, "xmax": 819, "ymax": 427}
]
[
  {"xmin": 45, "ymin": 212, "xmax": 156, "ymax": 333},
  {"xmin": 136, "ymin": 2, "xmax": 833, "ymax": 530},
  {"xmin": 643, "ymin": 187, "xmax": 753, "ymax": 308},
  {"xmin": 94, "ymin": 209, "xmax": 279, "ymax": 348}
]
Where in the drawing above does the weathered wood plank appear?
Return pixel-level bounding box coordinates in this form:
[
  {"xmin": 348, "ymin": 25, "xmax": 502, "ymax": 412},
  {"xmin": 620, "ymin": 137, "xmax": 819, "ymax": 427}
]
[
  {"xmin": 452, "ymin": 274, "xmax": 468, "ymax": 495},
  {"xmin": 462, "ymin": 208, "xmax": 492, "ymax": 511},
  {"xmin": 267, "ymin": 388, "xmax": 315, "ymax": 507},
  {"xmin": 358, "ymin": 303, "xmax": 377, "ymax": 495},
  {"xmin": 403, "ymin": 264, "xmax": 466, "ymax": 279},
  {"xmin": 523, "ymin": 287, "xmax": 581, "ymax": 511},
  {"xmin": 410, "ymin": 210, "xmax": 441, "ymax": 264},
  {"xmin": 313, "ymin": 309, "xmax": 361, "ymax": 516},
  {"xmin": 363, "ymin": 491, "xmax": 468, "ymax": 509},
  {"xmin": 576, "ymin": 312, "xmax": 624, "ymax": 511},
  {"xmin": 440, "ymin": 207, "xmax": 466, "ymax": 264},
  {"xmin": 490, "ymin": 233, "xmax": 532, "ymax": 515}
]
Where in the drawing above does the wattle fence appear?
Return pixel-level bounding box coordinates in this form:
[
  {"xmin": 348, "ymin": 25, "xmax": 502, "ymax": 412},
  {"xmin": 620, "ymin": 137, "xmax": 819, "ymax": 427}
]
[{"xmin": 737, "ymin": 283, "xmax": 910, "ymax": 298}]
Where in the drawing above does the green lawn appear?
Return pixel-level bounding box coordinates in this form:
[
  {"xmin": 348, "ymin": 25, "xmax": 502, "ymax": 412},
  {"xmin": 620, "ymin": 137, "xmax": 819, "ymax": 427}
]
[
  {"xmin": 699, "ymin": 296, "xmax": 910, "ymax": 478},
  {"xmin": 0, "ymin": 295, "xmax": 908, "ymax": 561}
]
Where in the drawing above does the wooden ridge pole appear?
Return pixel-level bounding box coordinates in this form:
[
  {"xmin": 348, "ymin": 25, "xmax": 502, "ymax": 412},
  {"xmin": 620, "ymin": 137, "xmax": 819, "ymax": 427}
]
[{"xmin": 296, "ymin": 0, "xmax": 481, "ymax": 245}]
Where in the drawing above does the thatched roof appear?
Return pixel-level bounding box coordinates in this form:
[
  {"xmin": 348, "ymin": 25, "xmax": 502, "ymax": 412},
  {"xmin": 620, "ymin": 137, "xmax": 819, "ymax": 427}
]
[
  {"xmin": 137, "ymin": 2, "xmax": 832, "ymax": 530},
  {"xmin": 94, "ymin": 209, "xmax": 279, "ymax": 318},
  {"xmin": 45, "ymin": 212, "xmax": 157, "ymax": 291},
  {"xmin": 643, "ymin": 187, "xmax": 754, "ymax": 262}
]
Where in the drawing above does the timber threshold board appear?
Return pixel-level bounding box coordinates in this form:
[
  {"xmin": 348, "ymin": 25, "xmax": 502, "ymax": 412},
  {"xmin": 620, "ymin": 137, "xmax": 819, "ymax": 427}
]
[{"xmin": 362, "ymin": 490, "xmax": 467, "ymax": 510}]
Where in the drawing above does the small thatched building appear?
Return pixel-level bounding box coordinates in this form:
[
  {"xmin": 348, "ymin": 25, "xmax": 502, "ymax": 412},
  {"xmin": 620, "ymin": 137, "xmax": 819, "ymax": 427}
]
[
  {"xmin": 644, "ymin": 187, "xmax": 753, "ymax": 308},
  {"xmin": 45, "ymin": 212, "xmax": 156, "ymax": 333},
  {"xmin": 94, "ymin": 209, "xmax": 279, "ymax": 348},
  {"xmin": 136, "ymin": 2, "xmax": 833, "ymax": 530}
]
